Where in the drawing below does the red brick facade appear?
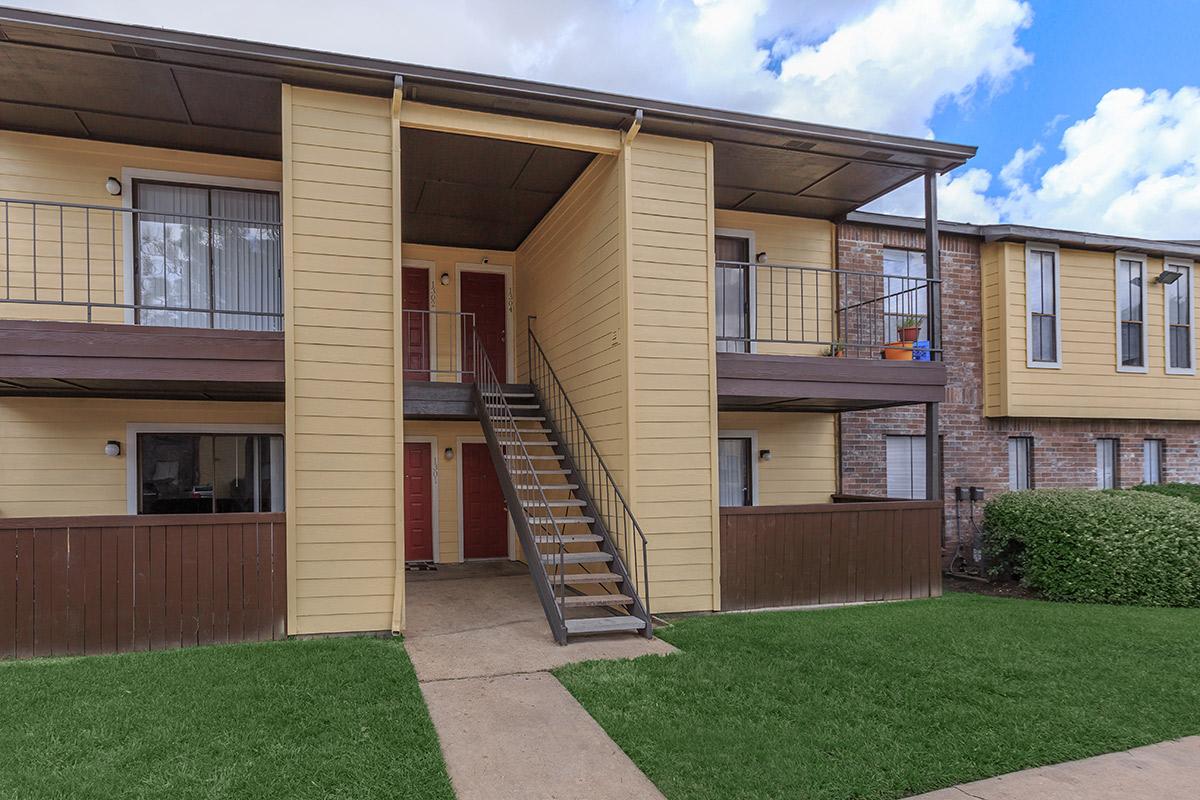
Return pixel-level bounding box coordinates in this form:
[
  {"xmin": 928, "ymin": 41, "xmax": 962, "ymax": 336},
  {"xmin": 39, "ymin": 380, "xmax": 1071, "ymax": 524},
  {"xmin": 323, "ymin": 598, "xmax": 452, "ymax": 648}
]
[{"xmin": 837, "ymin": 221, "xmax": 1200, "ymax": 533}]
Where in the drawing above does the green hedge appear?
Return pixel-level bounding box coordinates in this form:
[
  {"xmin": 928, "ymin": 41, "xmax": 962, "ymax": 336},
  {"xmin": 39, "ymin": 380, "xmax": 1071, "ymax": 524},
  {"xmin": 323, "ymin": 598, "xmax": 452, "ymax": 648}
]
[
  {"xmin": 983, "ymin": 489, "xmax": 1200, "ymax": 607},
  {"xmin": 1132, "ymin": 482, "xmax": 1200, "ymax": 505}
]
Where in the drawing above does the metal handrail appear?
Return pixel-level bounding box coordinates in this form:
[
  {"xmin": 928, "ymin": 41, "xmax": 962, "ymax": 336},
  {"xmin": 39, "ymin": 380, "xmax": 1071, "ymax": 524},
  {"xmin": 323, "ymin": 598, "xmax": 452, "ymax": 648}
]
[
  {"xmin": 400, "ymin": 308, "xmax": 476, "ymax": 381},
  {"xmin": 470, "ymin": 324, "xmax": 569, "ymax": 622},
  {"xmin": 715, "ymin": 258, "xmax": 942, "ymax": 360},
  {"xmin": 527, "ymin": 326, "xmax": 651, "ymax": 621},
  {"xmin": 1, "ymin": 196, "xmax": 282, "ymax": 329}
]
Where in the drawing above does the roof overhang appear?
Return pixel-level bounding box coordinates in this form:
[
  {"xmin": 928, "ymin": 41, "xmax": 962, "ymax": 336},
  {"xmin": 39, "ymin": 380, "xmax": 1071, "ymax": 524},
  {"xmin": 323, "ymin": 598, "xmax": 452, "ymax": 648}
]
[{"xmin": 0, "ymin": 7, "xmax": 975, "ymax": 221}]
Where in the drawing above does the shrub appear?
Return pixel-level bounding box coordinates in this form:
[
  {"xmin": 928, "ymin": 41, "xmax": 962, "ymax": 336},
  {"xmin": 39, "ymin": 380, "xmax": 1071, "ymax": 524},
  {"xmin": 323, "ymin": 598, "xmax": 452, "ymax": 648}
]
[
  {"xmin": 1132, "ymin": 482, "xmax": 1200, "ymax": 505},
  {"xmin": 983, "ymin": 489, "xmax": 1200, "ymax": 607}
]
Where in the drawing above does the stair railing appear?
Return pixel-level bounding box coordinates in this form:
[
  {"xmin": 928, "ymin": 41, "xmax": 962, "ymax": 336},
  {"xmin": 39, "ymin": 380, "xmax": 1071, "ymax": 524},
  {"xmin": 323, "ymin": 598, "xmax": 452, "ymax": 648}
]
[
  {"xmin": 470, "ymin": 324, "xmax": 569, "ymax": 623},
  {"xmin": 527, "ymin": 327, "xmax": 651, "ymax": 624}
]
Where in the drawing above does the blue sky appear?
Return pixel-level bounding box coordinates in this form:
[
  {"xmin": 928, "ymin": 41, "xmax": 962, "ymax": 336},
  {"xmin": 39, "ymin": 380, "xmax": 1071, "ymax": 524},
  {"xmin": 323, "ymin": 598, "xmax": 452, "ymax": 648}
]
[
  {"xmin": 931, "ymin": 0, "xmax": 1200, "ymax": 199},
  {"xmin": 11, "ymin": 0, "xmax": 1200, "ymax": 238}
]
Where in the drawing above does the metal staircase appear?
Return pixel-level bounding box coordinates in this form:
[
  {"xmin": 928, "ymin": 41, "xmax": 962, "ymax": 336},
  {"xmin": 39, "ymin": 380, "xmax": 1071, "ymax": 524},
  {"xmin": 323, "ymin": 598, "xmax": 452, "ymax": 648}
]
[{"xmin": 469, "ymin": 328, "xmax": 651, "ymax": 645}]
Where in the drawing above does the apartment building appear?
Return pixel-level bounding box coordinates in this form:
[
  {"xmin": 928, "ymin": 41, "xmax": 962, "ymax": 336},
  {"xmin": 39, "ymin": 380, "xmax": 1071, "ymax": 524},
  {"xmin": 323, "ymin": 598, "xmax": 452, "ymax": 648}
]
[
  {"xmin": 840, "ymin": 213, "xmax": 1200, "ymax": 561},
  {"xmin": 0, "ymin": 9, "xmax": 967, "ymax": 657}
]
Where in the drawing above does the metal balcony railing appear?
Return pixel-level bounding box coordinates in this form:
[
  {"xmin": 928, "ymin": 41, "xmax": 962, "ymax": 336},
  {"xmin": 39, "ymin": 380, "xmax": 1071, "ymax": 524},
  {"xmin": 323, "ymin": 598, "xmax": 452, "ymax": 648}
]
[
  {"xmin": 0, "ymin": 197, "xmax": 283, "ymax": 330},
  {"xmin": 400, "ymin": 308, "xmax": 478, "ymax": 382},
  {"xmin": 715, "ymin": 260, "xmax": 942, "ymax": 360}
]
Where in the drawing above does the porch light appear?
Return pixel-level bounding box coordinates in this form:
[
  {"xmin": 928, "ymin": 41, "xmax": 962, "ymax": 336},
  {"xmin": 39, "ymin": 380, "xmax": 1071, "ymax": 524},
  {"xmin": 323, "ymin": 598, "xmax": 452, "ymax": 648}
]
[
  {"xmin": 759, "ymin": 449, "xmax": 772, "ymax": 462},
  {"xmin": 755, "ymin": 251, "xmax": 768, "ymax": 264},
  {"xmin": 1155, "ymin": 270, "xmax": 1182, "ymax": 285},
  {"xmin": 104, "ymin": 440, "xmax": 122, "ymax": 457},
  {"xmin": 104, "ymin": 177, "xmax": 122, "ymax": 196},
  {"xmin": 444, "ymin": 447, "xmax": 454, "ymax": 461},
  {"xmin": 440, "ymin": 272, "xmax": 451, "ymax": 286}
]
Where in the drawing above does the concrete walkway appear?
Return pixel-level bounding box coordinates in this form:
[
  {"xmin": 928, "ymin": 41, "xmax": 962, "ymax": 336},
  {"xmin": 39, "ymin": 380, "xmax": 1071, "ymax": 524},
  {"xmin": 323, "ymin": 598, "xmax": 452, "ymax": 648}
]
[
  {"xmin": 908, "ymin": 736, "xmax": 1200, "ymax": 800},
  {"xmin": 404, "ymin": 563, "xmax": 675, "ymax": 800}
]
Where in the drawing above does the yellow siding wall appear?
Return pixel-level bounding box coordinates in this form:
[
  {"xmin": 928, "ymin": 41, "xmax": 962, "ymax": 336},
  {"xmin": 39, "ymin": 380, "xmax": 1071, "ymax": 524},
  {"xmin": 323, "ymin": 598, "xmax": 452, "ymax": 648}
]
[
  {"xmin": 0, "ymin": 130, "xmax": 280, "ymax": 323},
  {"xmin": 717, "ymin": 412, "xmax": 837, "ymax": 505},
  {"xmin": 0, "ymin": 398, "xmax": 282, "ymax": 518},
  {"xmin": 283, "ymin": 86, "xmax": 399, "ymax": 635},
  {"xmin": 401, "ymin": 244, "xmax": 515, "ymax": 382},
  {"xmin": 985, "ymin": 241, "xmax": 1200, "ymax": 420},
  {"xmin": 402, "ymin": 420, "xmax": 490, "ymax": 563},
  {"xmin": 515, "ymin": 154, "xmax": 628, "ymax": 483},
  {"xmin": 713, "ymin": 209, "xmax": 836, "ymax": 356},
  {"xmin": 627, "ymin": 134, "xmax": 719, "ymax": 613},
  {"xmin": 981, "ymin": 242, "xmax": 1008, "ymax": 416}
]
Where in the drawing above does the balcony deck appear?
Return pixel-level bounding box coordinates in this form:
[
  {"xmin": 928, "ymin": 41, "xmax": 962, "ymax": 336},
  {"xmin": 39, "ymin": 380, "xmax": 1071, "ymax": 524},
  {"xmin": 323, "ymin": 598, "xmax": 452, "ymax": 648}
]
[
  {"xmin": 716, "ymin": 351, "xmax": 945, "ymax": 412},
  {"xmin": 0, "ymin": 320, "xmax": 284, "ymax": 401}
]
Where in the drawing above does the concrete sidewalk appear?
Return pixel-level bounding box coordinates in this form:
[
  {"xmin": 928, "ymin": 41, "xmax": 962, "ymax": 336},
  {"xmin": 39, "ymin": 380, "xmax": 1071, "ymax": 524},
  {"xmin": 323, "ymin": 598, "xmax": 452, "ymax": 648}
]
[
  {"xmin": 404, "ymin": 564, "xmax": 674, "ymax": 800},
  {"xmin": 908, "ymin": 736, "xmax": 1200, "ymax": 800}
]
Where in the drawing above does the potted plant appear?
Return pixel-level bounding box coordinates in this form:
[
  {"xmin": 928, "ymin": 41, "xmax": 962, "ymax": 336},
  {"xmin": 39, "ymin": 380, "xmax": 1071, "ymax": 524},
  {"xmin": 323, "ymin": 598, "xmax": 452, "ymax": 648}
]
[
  {"xmin": 824, "ymin": 340, "xmax": 845, "ymax": 357},
  {"xmin": 896, "ymin": 315, "xmax": 923, "ymax": 343}
]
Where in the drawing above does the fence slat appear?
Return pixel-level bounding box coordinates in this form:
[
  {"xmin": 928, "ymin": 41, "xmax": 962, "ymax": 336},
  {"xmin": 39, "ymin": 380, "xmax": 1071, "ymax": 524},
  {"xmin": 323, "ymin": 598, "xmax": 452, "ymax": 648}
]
[
  {"xmin": 720, "ymin": 502, "xmax": 942, "ymax": 611},
  {"xmin": 0, "ymin": 530, "xmax": 15, "ymax": 659},
  {"xmin": 100, "ymin": 527, "xmax": 118, "ymax": 652},
  {"xmin": 14, "ymin": 530, "xmax": 34, "ymax": 659},
  {"xmin": 115, "ymin": 526, "xmax": 135, "ymax": 652}
]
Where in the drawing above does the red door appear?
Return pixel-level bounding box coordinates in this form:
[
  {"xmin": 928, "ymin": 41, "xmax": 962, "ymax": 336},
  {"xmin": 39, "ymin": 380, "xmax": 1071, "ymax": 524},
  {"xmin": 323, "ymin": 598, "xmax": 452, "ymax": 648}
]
[
  {"xmin": 402, "ymin": 267, "xmax": 430, "ymax": 381},
  {"xmin": 461, "ymin": 442, "xmax": 508, "ymax": 559},
  {"xmin": 404, "ymin": 442, "xmax": 434, "ymax": 562},
  {"xmin": 460, "ymin": 271, "xmax": 507, "ymax": 383}
]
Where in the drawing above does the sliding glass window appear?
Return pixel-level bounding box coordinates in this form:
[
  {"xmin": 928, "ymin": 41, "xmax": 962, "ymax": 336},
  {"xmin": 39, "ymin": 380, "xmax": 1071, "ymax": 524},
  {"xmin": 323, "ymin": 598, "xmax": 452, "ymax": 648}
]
[
  {"xmin": 138, "ymin": 432, "xmax": 285, "ymax": 515},
  {"xmin": 134, "ymin": 180, "xmax": 282, "ymax": 331}
]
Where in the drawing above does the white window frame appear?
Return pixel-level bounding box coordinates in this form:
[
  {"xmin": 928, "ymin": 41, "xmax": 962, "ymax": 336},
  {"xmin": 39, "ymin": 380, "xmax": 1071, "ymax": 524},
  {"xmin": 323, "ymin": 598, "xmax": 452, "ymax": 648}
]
[
  {"xmin": 1008, "ymin": 436, "xmax": 1034, "ymax": 491},
  {"xmin": 1143, "ymin": 438, "xmax": 1165, "ymax": 485},
  {"xmin": 1025, "ymin": 242, "xmax": 1062, "ymax": 369},
  {"xmin": 1095, "ymin": 437, "xmax": 1120, "ymax": 490},
  {"xmin": 120, "ymin": 167, "xmax": 283, "ymax": 325},
  {"xmin": 1114, "ymin": 251, "xmax": 1149, "ymax": 374},
  {"xmin": 718, "ymin": 430, "xmax": 760, "ymax": 507},
  {"xmin": 126, "ymin": 422, "xmax": 285, "ymax": 514},
  {"xmin": 1163, "ymin": 259, "xmax": 1196, "ymax": 376},
  {"xmin": 714, "ymin": 228, "xmax": 758, "ymax": 354}
]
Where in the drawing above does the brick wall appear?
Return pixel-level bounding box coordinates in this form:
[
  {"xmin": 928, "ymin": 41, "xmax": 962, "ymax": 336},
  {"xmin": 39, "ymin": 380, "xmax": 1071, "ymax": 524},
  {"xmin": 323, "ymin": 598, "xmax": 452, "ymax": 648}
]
[{"xmin": 837, "ymin": 221, "xmax": 1200, "ymax": 556}]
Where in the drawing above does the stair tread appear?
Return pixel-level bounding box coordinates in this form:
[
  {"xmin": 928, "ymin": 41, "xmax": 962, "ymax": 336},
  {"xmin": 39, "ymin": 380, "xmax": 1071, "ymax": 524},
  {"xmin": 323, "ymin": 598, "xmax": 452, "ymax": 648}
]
[
  {"xmin": 558, "ymin": 571, "xmax": 623, "ymax": 584},
  {"xmin": 532, "ymin": 534, "xmax": 602, "ymax": 544},
  {"xmin": 542, "ymin": 551, "xmax": 612, "ymax": 564},
  {"xmin": 505, "ymin": 454, "xmax": 565, "ymax": 460},
  {"xmin": 513, "ymin": 483, "xmax": 578, "ymax": 490},
  {"xmin": 487, "ymin": 403, "xmax": 539, "ymax": 410},
  {"xmin": 508, "ymin": 469, "xmax": 571, "ymax": 476},
  {"xmin": 527, "ymin": 516, "xmax": 595, "ymax": 525},
  {"xmin": 565, "ymin": 616, "xmax": 646, "ymax": 634},
  {"xmin": 521, "ymin": 499, "xmax": 587, "ymax": 507},
  {"xmin": 498, "ymin": 440, "xmax": 557, "ymax": 446},
  {"xmin": 563, "ymin": 593, "xmax": 634, "ymax": 608}
]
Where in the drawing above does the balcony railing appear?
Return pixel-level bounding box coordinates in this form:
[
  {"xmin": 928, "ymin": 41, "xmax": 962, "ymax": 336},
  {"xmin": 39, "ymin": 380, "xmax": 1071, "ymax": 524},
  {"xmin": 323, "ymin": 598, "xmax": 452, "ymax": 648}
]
[
  {"xmin": 716, "ymin": 260, "xmax": 941, "ymax": 360},
  {"xmin": 0, "ymin": 197, "xmax": 283, "ymax": 331},
  {"xmin": 401, "ymin": 308, "xmax": 478, "ymax": 382}
]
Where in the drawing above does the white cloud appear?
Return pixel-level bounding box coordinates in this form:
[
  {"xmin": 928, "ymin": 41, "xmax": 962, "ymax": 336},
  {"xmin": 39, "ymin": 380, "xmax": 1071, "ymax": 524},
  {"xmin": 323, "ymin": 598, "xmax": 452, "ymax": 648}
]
[
  {"xmin": 929, "ymin": 87, "xmax": 1200, "ymax": 239},
  {"xmin": 11, "ymin": 0, "xmax": 1031, "ymax": 138}
]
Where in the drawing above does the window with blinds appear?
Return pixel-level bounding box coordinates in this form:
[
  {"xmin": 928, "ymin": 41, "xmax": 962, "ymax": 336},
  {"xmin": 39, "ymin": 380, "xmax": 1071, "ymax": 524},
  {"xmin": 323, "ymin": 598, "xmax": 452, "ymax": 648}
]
[
  {"xmin": 1096, "ymin": 438, "xmax": 1120, "ymax": 489},
  {"xmin": 1008, "ymin": 437, "xmax": 1034, "ymax": 490},
  {"xmin": 1143, "ymin": 439, "xmax": 1165, "ymax": 485},
  {"xmin": 885, "ymin": 435, "xmax": 926, "ymax": 499},
  {"xmin": 134, "ymin": 180, "xmax": 282, "ymax": 331}
]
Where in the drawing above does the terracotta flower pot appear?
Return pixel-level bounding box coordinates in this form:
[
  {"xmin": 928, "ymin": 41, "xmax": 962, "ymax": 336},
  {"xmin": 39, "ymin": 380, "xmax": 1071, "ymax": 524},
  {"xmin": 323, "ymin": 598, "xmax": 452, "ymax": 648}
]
[
  {"xmin": 883, "ymin": 341, "xmax": 913, "ymax": 360},
  {"xmin": 898, "ymin": 326, "xmax": 921, "ymax": 343}
]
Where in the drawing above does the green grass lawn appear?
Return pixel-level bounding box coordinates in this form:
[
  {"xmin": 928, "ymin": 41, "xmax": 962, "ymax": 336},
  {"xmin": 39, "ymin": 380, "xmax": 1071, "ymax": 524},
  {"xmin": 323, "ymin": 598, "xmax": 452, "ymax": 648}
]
[
  {"xmin": 0, "ymin": 637, "xmax": 453, "ymax": 800},
  {"xmin": 556, "ymin": 593, "xmax": 1200, "ymax": 800}
]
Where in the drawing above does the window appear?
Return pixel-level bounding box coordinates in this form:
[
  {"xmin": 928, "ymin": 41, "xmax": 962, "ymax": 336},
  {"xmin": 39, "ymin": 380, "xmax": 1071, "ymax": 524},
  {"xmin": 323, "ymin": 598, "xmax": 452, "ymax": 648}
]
[
  {"xmin": 1026, "ymin": 244, "xmax": 1060, "ymax": 366},
  {"xmin": 1165, "ymin": 261, "xmax": 1194, "ymax": 374},
  {"xmin": 134, "ymin": 180, "xmax": 282, "ymax": 331},
  {"xmin": 1095, "ymin": 438, "xmax": 1120, "ymax": 489},
  {"xmin": 883, "ymin": 249, "xmax": 928, "ymax": 342},
  {"xmin": 1143, "ymin": 439, "xmax": 1165, "ymax": 485},
  {"xmin": 1116, "ymin": 253, "xmax": 1147, "ymax": 371},
  {"xmin": 714, "ymin": 232, "xmax": 754, "ymax": 353},
  {"xmin": 718, "ymin": 436, "xmax": 754, "ymax": 506},
  {"xmin": 1008, "ymin": 437, "xmax": 1034, "ymax": 490},
  {"xmin": 138, "ymin": 432, "xmax": 284, "ymax": 514},
  {"xmin": 886, "ymin": 435, "xmax": 927, "ymax": 499}
]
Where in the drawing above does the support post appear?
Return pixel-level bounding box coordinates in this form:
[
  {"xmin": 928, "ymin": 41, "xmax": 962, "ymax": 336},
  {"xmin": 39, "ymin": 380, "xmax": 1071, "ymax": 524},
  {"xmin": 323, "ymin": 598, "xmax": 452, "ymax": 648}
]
[
  {"xmin": 923, "ymin": 170, "xmax": 941, "ymax": 360},
  {"xmin": 925, "ymin": 401, "xmax": 941, "ymax": 501}
]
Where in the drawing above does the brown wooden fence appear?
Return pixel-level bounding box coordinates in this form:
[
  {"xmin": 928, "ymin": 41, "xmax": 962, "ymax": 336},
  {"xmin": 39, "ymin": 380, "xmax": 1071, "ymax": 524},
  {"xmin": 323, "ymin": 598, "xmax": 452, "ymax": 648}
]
[
  {"xmin": 0, "ymin": 513, "xmax": 286, "ymax": 660},
  {"xmin": 720, "ymin": 501, "xmax": 942, "ymax": 611}
]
